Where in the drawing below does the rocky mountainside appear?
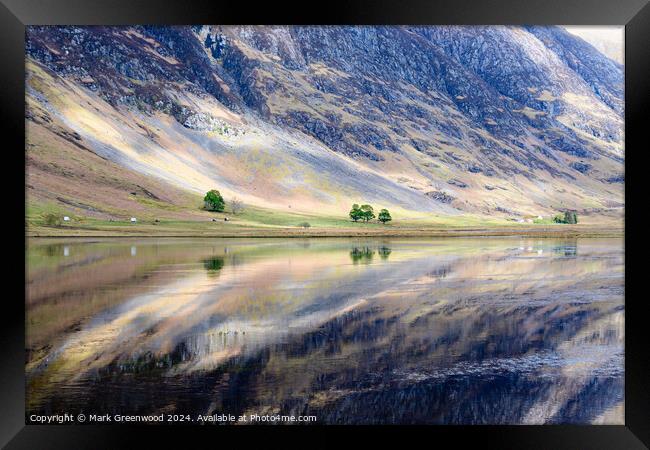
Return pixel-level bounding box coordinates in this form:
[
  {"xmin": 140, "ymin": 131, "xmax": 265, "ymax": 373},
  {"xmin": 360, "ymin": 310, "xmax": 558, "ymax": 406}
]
[{"xmin": 25, "ymin": 25, "xmax": 624, "ymax": 220}]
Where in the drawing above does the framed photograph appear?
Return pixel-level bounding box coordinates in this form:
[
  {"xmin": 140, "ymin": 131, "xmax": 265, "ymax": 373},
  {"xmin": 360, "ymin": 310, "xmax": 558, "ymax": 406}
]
[{"xmin": 2, "ymin": 0, "xmax": 648, "ymax": 447}]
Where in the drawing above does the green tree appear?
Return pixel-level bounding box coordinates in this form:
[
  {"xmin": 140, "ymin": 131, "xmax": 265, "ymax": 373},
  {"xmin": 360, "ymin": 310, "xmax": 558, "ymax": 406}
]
[
  {"xmin": 204, "ymin": 189, "xmax": 225, "ymax": 212},
  {"xmin": 298, "ymin": 222, "xmax": 311, "ymax": 229},
  {"xmin": 564, "ymin": 211, "xmax": 578, "ymax": 224},
  {"xmin": 43, "ymin": 213, "xmax": 62, "ymax": 227},
  {"xmin": 378, "ymin": 209, "xmax": 392, "ymax": 224},
  {"xmin": 553, "ymin": 212, "xmax": 578, "ymax": 224},
  {"xmin": 360, "ymin": 204, "xmax": 375, "ymax": 222},
  {"xmin": 349, "ymin": 204, "xmax": 363, "ymax": 222}
]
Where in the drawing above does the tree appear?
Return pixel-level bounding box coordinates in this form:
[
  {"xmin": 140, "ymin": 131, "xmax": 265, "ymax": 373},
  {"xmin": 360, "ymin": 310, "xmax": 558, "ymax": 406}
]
[
  {"xmin": 349, "ymin": 204, "xmax": 363, "ymax": 222},
  {"xmin": 43, "ymin": 213, "xmax": 62, "ymax": 227},
  {"xmin": 564, "ymin": 211, "xmax": 578, "ymax": 224},
  {"xmin": 230, "ymin": 197, "xmax": 244, "ymax": 215},
  {"xmin": 553, "ymin": 212, "xmax": 578, "ymax": 224},
  {"xmin": 360, "ymin": 204, "xmax": 375, "ymax": 222},
  {"xmin": 204, "ymin": 190, "xmax": 225, "ymax": 212},
  {"xmin": 299, "ymin": 222, "xmax": 311, "ymax": 229},
  {"xmin": 378, "ymin": 209, "xmax": 392, "ymax": 224}
]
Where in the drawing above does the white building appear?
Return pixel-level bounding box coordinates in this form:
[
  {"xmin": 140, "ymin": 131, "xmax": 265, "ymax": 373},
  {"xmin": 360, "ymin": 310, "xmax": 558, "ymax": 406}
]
[
  {"xmin": 63, "ymin": 216, "xmax": 70, "ymax": 221},
  {"xmin": 130, "ymin": 217, "xmax": 137, "ymax": 223}
]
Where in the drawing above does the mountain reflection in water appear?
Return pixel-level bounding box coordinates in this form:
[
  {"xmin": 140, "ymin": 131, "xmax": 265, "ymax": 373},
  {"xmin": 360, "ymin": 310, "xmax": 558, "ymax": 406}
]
[{"xmin": 26, "ymin": 238, "xmax": 624, "ymax": 424}]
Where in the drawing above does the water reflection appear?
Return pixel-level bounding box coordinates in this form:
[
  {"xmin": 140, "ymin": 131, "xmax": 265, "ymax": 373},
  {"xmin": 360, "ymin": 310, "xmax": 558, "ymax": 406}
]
[
  {"xmin": 26, "ymin": 237, "xmax": 624, "ymax": 424},
  {"xmin": 203, "ymin": 256, "xmax": 225, "ymax": 273},
  {"xmin": 350, "ymin": 246, "xmax": 375, "ymax": 264},
  {"xmin": 378, "ymin": 246, "xmax": 392, "ymax": 260},
  {"xmin": 553, "ymin": 244, "xmax": 578, "ymax": 257}
]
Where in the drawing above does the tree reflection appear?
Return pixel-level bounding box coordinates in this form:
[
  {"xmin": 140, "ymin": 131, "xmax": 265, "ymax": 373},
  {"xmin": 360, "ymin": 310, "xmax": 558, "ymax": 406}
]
[
  {"xmin": 378, "ymin": 246, "xmax": 392, "ymax": 260},
  {"xmin": 350, "ymin": 247, "xmax": 374, "ymax": 264},
  {"xmin": 203, "ymin": 256, "xmax": 225, "ymax": 274}
]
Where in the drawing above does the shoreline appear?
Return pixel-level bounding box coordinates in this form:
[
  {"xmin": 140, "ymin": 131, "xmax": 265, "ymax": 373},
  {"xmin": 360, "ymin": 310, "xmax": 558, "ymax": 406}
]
[{"xmin": 26, "ymin": 226, "xmax": 624, "ymax": 239}]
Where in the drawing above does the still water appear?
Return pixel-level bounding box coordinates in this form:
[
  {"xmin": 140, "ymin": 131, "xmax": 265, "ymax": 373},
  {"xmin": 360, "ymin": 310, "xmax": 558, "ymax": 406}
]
[{"xmin": 26, "ymin": 237, "xmax": 624, "ymax": 424}]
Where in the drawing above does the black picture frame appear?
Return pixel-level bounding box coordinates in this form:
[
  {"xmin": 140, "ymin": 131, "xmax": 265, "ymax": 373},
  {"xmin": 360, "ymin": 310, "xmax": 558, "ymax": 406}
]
[{"xmin": 1, "ymin": 0, "xmax": 647, "ymax": 448}]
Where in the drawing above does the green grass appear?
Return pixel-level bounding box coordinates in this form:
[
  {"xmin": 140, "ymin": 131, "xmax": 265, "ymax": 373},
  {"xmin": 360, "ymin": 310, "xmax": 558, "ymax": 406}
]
[
  {"xmin": 26, "ymin": 199, "xmax": 622, "ymax": 237},
  {"xmin": 132, "ymin": 196, "xmax": 183, "ymax": 211},
  {"xmin": 235, "ymin": 206, "xmax": 390, "ymax": 228},
  {"xmin": 533, "ymin": 218, "xmax": 559, "ymax": 225}
]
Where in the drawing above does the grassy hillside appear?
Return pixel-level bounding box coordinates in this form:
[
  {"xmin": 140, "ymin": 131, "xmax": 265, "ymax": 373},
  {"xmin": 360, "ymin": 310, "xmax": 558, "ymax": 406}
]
[
  {"xmin": 25, "ymin": 113, "xmax": 622, "ymax": 238},
  {"xmin": 25, "ymin": 102, "xmax": 622, "ymax": 237}
]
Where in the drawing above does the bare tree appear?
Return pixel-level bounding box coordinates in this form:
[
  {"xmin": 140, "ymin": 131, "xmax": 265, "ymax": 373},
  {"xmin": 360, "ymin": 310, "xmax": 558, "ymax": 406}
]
[{"xmin": 230, "ymin": 197, "xmax": 244, "ymax": 215}]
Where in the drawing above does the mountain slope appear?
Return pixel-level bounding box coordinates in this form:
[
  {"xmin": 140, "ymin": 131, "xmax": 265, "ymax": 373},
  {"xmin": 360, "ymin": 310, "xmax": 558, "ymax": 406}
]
[{"xmin": 25, "ymin": 26, "xmax": 624, "ymax": 224}]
